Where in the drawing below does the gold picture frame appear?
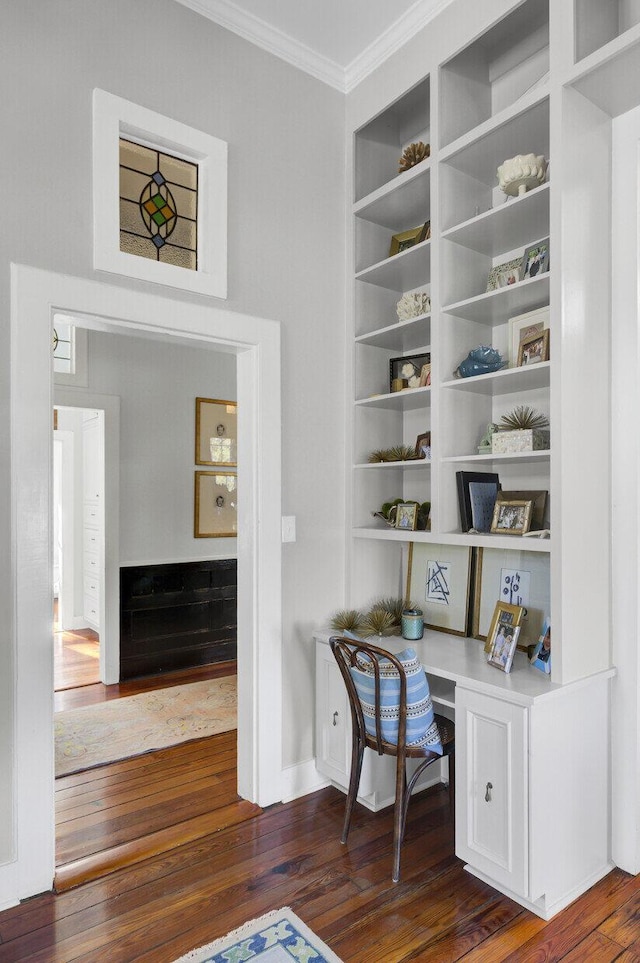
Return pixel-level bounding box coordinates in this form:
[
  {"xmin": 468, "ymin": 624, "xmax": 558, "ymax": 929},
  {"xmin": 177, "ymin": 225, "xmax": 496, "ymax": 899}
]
[
  {"xmin": 194, "ymin": 471, "xmax": 237, "ymax": 538},
  {"xmin": 389, "ymin": 221, "xmax": 430, "ymax": 257},
  {"xmin": 484, "ymin": 600, "xmax": 525, "ymax": 656},
  {"xmin": 195, "ymin": 397, "xmax": 237, "ymax": 467},
  {"xmin": 490, "ymin": 498, "xmax": 533, "ymax": 536}
]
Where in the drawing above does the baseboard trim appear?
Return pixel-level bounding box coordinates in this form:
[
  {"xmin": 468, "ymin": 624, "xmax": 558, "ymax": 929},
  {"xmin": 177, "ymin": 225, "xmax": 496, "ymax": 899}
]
[
  {"xmin": 280, "ymin": 760, "xmax": 329, "ymax": 803},
  {"xmin": 464, "ymin": 859, "xmax": 616, "ymax": 921}
]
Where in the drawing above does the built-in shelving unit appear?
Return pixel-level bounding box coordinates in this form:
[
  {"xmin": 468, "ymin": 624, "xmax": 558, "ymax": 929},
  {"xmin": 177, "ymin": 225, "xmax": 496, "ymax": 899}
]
[
  {"xmin": 350, "ymin": 0, "xmax": 553, "ymax": 640},
  {"xmin": 327, "ymin": 0, "xmax": 624, "ymax": 920}
]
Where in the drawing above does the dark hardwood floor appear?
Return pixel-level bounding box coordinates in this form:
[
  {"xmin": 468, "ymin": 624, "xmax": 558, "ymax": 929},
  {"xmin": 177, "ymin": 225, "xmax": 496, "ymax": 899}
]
[
  {"xmin": 33, "ymin": 626, "xmax": 640, "ymax": 959},
  {"xmin": 1, "ymin": 763, "xmax": 638, "ymax": 961}
]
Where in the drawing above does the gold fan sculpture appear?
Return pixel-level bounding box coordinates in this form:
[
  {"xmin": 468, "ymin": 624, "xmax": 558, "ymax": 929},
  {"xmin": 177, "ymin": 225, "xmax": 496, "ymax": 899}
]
[{"xmin": 398, "ymin": 141, "xmax": 430, "ymax": 172}]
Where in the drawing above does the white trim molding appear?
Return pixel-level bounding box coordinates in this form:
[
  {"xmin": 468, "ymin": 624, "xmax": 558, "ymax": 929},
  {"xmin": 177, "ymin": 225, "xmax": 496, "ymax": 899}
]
[
  {"xmin": 93, "ymin": 89, "xmax": 228, "ymax": 299},
  {"xmin": 173, "ymin": 0, "xmax": 456, "ymax": 93},
  {"xmin": 5, "ymin": 265, "xmax": 281, "ymax": 904}
]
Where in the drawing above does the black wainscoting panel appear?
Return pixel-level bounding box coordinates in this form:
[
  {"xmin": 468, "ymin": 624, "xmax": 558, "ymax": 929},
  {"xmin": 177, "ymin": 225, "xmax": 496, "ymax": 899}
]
[{"xmin": 120, "ymin": 559, "xmax": 237, "ymax": 679}]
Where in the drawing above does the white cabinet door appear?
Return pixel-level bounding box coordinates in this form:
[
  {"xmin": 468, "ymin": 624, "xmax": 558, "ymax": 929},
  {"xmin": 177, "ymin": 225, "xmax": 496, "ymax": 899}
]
[
  {"xmin": 455, "ymin": 687, "xmax": 529, "ymax": 897},
  {"xmin": 315, "ymin": 643, "xmax": 351, "ymax": 787}
]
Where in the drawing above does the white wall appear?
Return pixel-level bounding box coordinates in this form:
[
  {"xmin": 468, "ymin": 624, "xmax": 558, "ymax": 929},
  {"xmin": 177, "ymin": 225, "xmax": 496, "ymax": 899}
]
[{"xmin": 0, "ymin": 0, "xmax": 346, "ymax": 879}]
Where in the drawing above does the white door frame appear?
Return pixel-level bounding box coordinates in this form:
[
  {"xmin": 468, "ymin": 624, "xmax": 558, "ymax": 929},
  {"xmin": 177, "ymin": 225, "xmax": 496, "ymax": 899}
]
[{"xmin": 8, "ymin": 264, "xmax": 282, "ymax": 901}]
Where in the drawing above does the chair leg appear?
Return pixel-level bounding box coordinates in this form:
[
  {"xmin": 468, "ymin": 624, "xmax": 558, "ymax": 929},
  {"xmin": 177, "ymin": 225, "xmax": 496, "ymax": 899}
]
[
  {"xmin": 392, "ymin": 754, "xmax": 407, "ymax": 883},
  {"xmin": 341, "ymin": 738, "xmax": 364, "ymax": 844}
]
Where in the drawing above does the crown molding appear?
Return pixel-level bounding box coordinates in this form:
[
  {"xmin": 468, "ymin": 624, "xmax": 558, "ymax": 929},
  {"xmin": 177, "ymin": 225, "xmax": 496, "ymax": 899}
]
[
  {"xmin": 345, "ymin": 0, "xmax": 456, "ymax": 92},
  {"xmin": 174, "ymin": 0, "xmax": 345, "ymax": 90},
  {"xmin": 174, "ymin": 0, "xmax": 455, "ymax": 93}
]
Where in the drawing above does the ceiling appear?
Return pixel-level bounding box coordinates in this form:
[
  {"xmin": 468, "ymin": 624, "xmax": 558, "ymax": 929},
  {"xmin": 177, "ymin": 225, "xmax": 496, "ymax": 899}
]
[{"xmin": 174, "ymin": 0, "xmax": 455, "ymax": 91}]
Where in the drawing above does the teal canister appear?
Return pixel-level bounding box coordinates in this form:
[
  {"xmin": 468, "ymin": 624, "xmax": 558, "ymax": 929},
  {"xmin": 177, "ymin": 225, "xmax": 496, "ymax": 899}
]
[{"xmin": 401, "ymin": 607, "xmax": 424, "ymax": 641}]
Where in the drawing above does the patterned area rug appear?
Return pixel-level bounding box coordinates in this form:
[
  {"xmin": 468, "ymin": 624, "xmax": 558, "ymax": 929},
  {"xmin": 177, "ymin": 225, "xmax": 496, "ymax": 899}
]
[
  {"xmin": 173, "ymin": 908, "xmax": 343, "ymax": 963},
  {"xmin": 55, "ymin": 677, "xmax": 236, "ymax": 777}
]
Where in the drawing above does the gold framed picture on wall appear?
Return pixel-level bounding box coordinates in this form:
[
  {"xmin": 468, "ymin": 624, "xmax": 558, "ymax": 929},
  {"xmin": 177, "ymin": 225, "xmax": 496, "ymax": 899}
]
[
  {"xmin": 195, "ymin": 397, "xmax": 237, "ymax": 466},
  {"xmin": 194, "ymin": 471, "xmax": 237, "ymax": 538}
]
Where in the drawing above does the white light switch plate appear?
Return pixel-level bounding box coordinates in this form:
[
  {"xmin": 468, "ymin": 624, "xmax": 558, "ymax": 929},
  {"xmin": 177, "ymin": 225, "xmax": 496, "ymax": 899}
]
[{"xmin": 281, "ymin": 515, "xmax": 296, "ymax": 542}]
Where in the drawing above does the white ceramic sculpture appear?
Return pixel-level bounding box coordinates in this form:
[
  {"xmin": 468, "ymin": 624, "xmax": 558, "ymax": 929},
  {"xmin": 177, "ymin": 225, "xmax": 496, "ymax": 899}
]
[
  {"xmin": 497, "ymin": 153, "xmax": 547, "ymax": 197},
  {"xmin": 396, "ymin": 291, "xmax": 431, "ymax": 321}
]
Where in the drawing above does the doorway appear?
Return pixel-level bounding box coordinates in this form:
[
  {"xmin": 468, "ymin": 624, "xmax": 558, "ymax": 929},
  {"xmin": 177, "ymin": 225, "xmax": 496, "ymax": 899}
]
[
  {"xmin": 8, "ymin": 265, "xmax": 283, "ymax": 901},
  {"xmin": 53, "ymin": 406, "xmax": 104, "ymax": 691}
]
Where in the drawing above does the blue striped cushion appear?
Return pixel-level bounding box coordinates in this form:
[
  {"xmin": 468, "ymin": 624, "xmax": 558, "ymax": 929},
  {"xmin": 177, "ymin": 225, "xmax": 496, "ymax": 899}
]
[{"xmin": 349, "ymin": 647, "xmax": 443, "ymax": 754}]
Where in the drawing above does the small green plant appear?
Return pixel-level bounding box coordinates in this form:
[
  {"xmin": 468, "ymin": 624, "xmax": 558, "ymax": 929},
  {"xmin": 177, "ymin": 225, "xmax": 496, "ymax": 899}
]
[
  {"xmin": 369, "ymin": 597, "xmax": 404, "ymax": 626},
  {"xmin": 498, "ymin": 405, "xmax": 549, "ymax": 431},
  {"xmin": 330, "ymin": 609, "xmax": 364, "ymax": 633},
  {"xmin": 359, "ymin": 608, "xmax": 396, "ymax": 638}
]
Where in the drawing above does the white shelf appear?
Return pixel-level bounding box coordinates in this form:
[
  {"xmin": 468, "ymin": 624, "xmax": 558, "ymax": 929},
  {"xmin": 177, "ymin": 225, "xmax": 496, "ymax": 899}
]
[
  {"xmin": 354, "ymin": 161, "xmax": 431, "ymax": 230},
  {"xmin": 442, "ymin": 450, "xmax": 550, "ymax": 465},
  {"xmin": 355, "ymin": 385, "xmax": 431, "ymax": 411},
  {"xmin": 569, "ymin": 25, "xmax": 640, "ymax": 119},
  {"xmin": 355, "ymin": 314, "xmax": 430, "ymax": 351},
  {"xmin": 442, "ymin": 184, "xmax": 550, "ymax": 257},
  {"xmin": 354, "ymin": 459, "xmax": 431, "ymax": 470},
  {"xmin": 356, "ymin": 239, "xmax": 431, "ymax": 291},
  {"xmin": 443, "ymin": 274, "xmax": 550, "ymax": 325},
  {"xmin": 352, "ymin": 526, "xmax": 552, "ymax": 553},
  {"xmin": 441, "ymin": 361, "xmax": 550, "ymax": 396},
  {"xmin": 440, "ymin": 92, "xmax": 550, "ymax": 184}
]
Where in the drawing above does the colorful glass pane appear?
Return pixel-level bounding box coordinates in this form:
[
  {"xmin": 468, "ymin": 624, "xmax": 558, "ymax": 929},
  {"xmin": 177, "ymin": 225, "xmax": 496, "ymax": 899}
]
[{"xmin": 119, "ymin": 138, "xmax": 198, "ymax": 270}]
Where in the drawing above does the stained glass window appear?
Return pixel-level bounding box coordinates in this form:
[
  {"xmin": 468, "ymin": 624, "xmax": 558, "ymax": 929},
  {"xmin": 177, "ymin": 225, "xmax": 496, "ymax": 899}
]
[{"xmin": 119, "ymin": 138, "xmax": 198, "ymax": 270}]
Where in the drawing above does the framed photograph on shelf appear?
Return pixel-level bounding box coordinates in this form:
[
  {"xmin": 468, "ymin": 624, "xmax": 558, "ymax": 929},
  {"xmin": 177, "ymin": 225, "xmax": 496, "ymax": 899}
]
[
  {"xmin": 405, "ymin": 542, "xmax": 472, "ymax": 636},
  {"xmin": 508, "ymin": 305, "xmax": 550, "ymax": 367},
  {"xmin": 495, "ymin": 490, "xmax": 547, "ymax": 531},
  {"xmin": 389, "ymin": 353, "xmax": 430, "ymax": 392},
  {"xmin": 490, "ymin": 498, "xmax": 533, "ymax": 536},
  {"xmin": 194, "ymin": 471, "xmax": 238, "ymax": 538},
  {"xmin": 530, "ymin": 618, "xmax": 551, "ymax": 673},
  {"xmin": 522, "ymin": 237, "xmax": 550, "ymax": 279},
  {"xmin": 471, "ymin": 547, "xmax": 550, "ymax": 648},
  {"xmin": 195, "ymin": 397, "xmax": 237, "ymax": 467},
  {"xmin": 415, "ymin": 431, "xmax": 431, "ymax": 459},
  {"xmin": 518, "ymin": 328, "xmax": 550, "ymax": 366},
  {"xmin": 395, "ymin": 503, "xmax": 418, "ymax": 531},
  {"xmin": 486, "ymin": 611, "xmax": 521, "ymax": 673},
  {"xmin": 484, "ymin": 600, "xmax": 524, "ymax": 658},
  {"xmin": 486, "ymin": 256, "xmax": 523, "ymax": 292},
  {"xmin": 389, "ymin": 221, "xmax": 430, "ymax": 257}
]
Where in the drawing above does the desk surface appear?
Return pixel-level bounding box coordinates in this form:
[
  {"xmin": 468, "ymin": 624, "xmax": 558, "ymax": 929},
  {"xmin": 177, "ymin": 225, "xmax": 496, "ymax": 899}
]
[{"xmin": 315, "ymin": 629, "xmax": 614, "ymax": 707}]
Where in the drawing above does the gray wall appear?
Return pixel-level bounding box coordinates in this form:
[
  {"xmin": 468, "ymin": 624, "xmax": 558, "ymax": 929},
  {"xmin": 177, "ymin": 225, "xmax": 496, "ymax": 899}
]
[
  {"xmin": 0, "ymin": 0, "xmax": 346, "ymax": 869},
  {"xmin": 83, "ymin": 329, "xmax": 238, "ymax": 564}
]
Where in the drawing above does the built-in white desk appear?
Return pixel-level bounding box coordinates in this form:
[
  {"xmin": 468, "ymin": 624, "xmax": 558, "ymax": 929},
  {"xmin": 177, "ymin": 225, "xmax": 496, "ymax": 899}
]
[{"xmin": 314, "ymin": 629, "xmax": 615, "ymax": 921}]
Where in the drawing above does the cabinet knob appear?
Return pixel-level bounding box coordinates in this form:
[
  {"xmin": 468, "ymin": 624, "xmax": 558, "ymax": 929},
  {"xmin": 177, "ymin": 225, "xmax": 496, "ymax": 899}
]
[
  {"xmin": 485, "ymin": 782, "xmax": 493, "ymax": 802},
  {"xmin": 332, "ymin": 711, "xmax": 339, "ymax": 727}
]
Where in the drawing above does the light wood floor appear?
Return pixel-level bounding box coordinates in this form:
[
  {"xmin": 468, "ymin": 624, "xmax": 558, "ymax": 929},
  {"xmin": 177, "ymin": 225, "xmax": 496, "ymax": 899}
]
[
  {"xmin": 1, "ymin": 772, "xmax": 638, "ymax": 962},
  {"xmin": 54, "ymin": 625, "xmax": 100, "ymax": 692}
]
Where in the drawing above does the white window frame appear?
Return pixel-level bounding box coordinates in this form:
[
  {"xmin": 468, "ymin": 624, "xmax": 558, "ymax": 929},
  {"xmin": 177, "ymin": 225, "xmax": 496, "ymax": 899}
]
[
  {"xmin": 52, "ymin": 315, "xmax": 88, "ymax": 387},
  {"xmin": 93, "ymin": 89, "xmax": 227, "ymax": 299}
]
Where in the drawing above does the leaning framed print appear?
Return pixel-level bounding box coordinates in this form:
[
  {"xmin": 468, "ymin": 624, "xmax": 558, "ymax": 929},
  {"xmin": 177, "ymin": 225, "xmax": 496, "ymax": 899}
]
[
  {"xmin": 194, "ymin": 471, "xmax": 237, "ymax": 538},
  {"xmin": 195, "ymin": 397, "xmax": 237, "ymax": 467},
  {"xmin": 405, "ymin": 541, "xmax": 472, "ymax": 636},
  {"xmin": 472, "ymin": 547, "xmax": 550, "ymax": 649}
]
